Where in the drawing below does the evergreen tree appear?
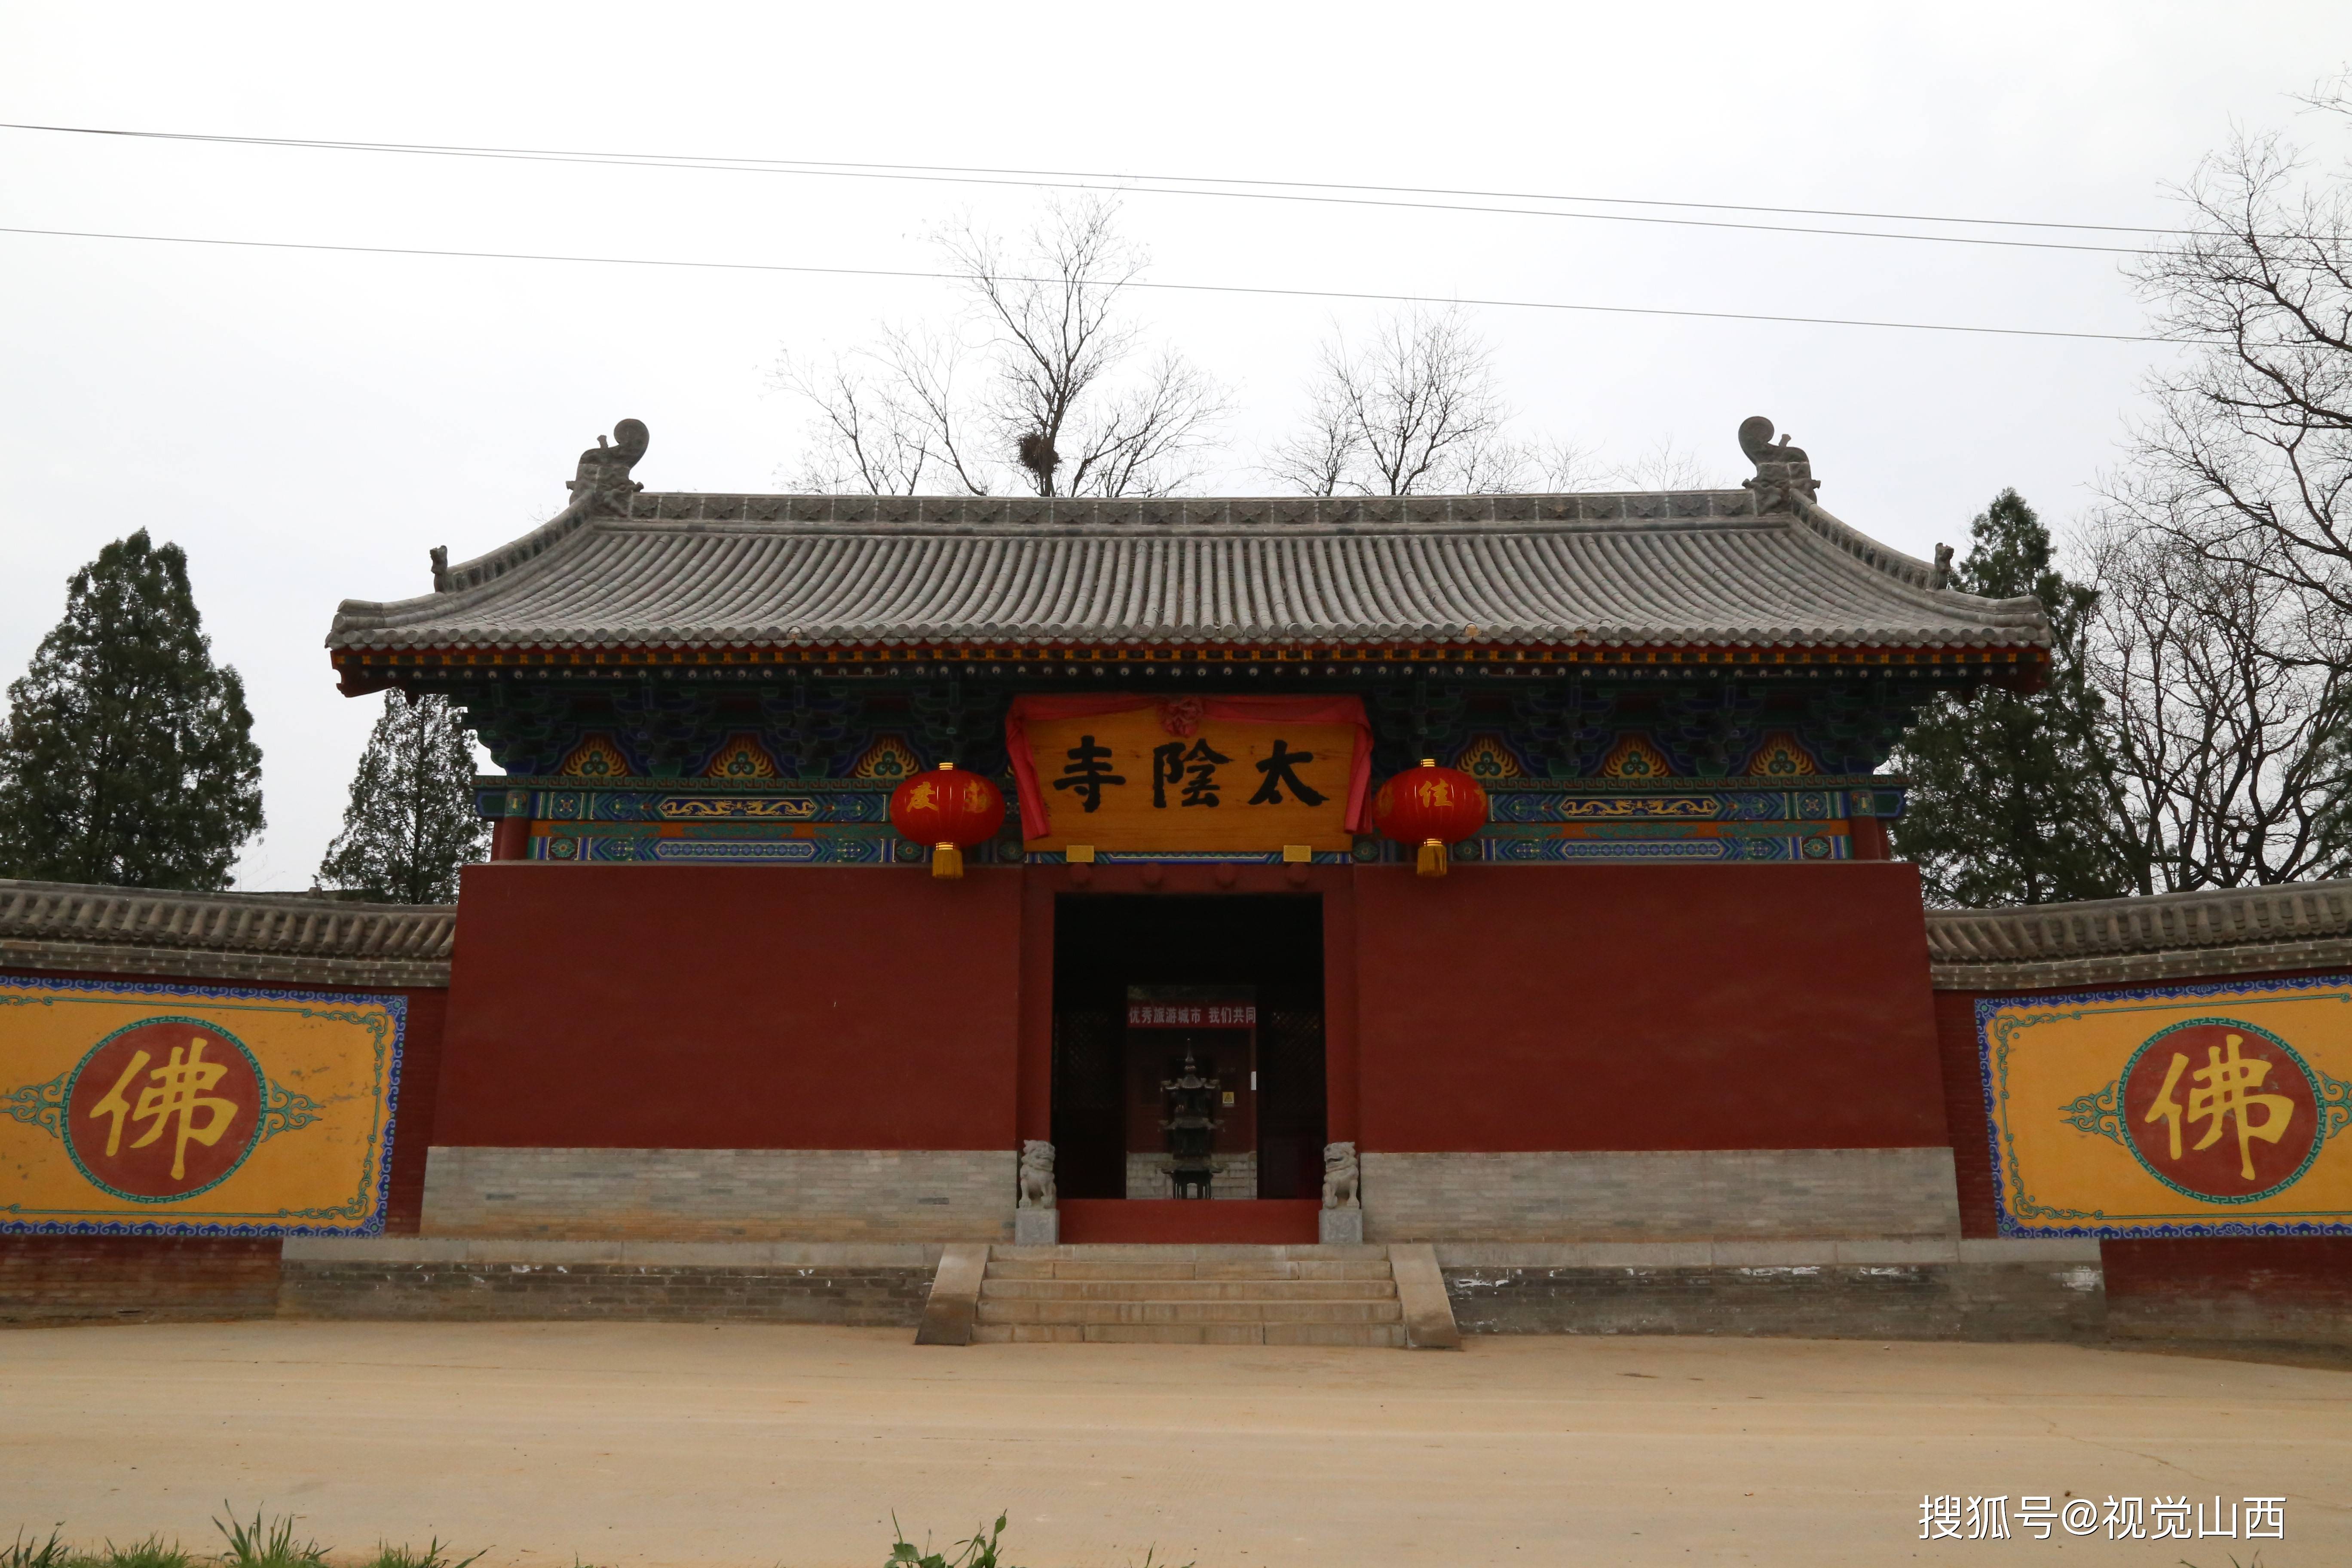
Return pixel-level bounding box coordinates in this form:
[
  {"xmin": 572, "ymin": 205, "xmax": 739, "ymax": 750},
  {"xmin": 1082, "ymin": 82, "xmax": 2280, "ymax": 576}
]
[
  {"xmin": 1890, "ymin": 490, "xmax": 2128, "ymax": 906},
  {"xmin": 0, "ymin": 530, "xmax": 263, "ymax": 888},
  {"xmin": 315, "ymin": 691, "xmax": 488, "ymax": 903}
]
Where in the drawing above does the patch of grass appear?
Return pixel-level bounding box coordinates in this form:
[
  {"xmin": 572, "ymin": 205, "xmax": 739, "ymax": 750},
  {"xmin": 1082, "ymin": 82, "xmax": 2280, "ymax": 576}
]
[
  {"xmin": 2, "ymin": 1531, "xmax": 70, "ymax": 1568},
  {"xmin": 91, "ymin": 1538, "xmax": 193, "ymax": 1568},
  {"xmin": 883, "ymin": 1515, "xmax": 1188, "ymax": 1568},
  {"xmin": 888, "ymin": 1512, "xmax": 1018, "ymax": 1568},
  {"xmin": 211, "ymin": 1508, "xmax": 328, "ymax": 1568},
  {"xmin": 358, "ymin": 1542, "xmax": 485, "ymax": 1568}
]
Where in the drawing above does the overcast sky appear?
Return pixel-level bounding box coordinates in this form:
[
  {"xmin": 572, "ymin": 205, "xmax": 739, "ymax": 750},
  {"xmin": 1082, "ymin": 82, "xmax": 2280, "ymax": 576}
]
[{"xmin": 4, "ymin": 2, "xmax": 2348, "ymax": 889}]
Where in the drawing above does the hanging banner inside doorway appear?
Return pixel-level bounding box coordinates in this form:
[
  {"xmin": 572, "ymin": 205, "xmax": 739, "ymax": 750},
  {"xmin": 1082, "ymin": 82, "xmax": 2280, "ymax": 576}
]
[
  {"xmin": 0, "ymin": 975, "xmax": 403, "ymax": 1235},
  {"xmin": 1981, "ymin": 976, "xmax": 2352, "ymax": 1237},
  {"xmin": 1006, "ymin": 695, "xmax": 1372, "ymax": 852}
]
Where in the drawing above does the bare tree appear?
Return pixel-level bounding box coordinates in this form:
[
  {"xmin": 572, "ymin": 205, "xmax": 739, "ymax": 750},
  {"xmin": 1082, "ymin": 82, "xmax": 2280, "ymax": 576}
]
[
  {"xmin": 1265, "ymin": 306, "xmax": 1527, "ymax": 495},
  {"xmin": 775, "ymin": 330, "xmax": 975, "ymax": 495},
  {"xmin": 1527, "ymin": 436, "xmax": 1607, "ymax": 493},
  {"xmin": 2078, "ymin": 508, "xmax": 2350, "ymax": 890},
  {"xmin": 777, "ymin": 196, "xmax": 1226, "ymax": 497},
  {"xmin": 2122, "ymin": 113, "xmax": 2352, "ymax": 614},
  {"xmin": 1604, "ymin": 436, "xmax": 1729, "ymax": 491},
  {"xmin": 2073, "ymin": 91, "xmax": 2352, "ymax": 888}
]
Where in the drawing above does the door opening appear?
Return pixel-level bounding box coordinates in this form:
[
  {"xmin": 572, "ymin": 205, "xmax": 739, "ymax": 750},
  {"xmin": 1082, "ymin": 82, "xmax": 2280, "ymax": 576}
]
[{"xmin": 1050, "ymin": 895, "xmax": 1326, "ymax": 1202}]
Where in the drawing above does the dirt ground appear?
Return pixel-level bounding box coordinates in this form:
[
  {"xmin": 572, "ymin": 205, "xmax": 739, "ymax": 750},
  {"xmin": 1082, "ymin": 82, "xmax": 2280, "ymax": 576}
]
[{"xmin": 3, "ymin": 1320, "xmax": 2344, "ymax": 1567}]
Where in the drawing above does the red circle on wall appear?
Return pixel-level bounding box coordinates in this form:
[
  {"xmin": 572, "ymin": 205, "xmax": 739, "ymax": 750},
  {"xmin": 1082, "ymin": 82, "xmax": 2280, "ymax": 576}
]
[
  {"xmin": 63, "ymin": 1017, "xmax": 264, "ymax": 1201},
  {"xmin": 2118, "ymin": 1020, "xmax": 2320, "ymax": 1203}
]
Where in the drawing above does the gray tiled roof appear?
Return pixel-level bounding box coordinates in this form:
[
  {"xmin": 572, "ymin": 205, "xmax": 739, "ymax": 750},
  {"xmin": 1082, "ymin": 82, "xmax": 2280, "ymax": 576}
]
[
  {"xmin": 329, "ymin": 488, "xmax": 2050, "ymax": 653},
  {"xmin": 0, "ymin": 878, "xmax": 453, "ymax": 988},
  {"xmin": 1926, "ymin": 879, "xmax": 2352, "ymax": 991}
]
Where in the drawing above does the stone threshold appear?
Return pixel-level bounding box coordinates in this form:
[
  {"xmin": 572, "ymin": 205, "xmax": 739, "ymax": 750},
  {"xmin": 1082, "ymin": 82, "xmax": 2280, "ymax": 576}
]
[
  {"xmin": 282, "ymin": 1238, "xmax": 945, "ymax": 1267},
  {"xmin": 1434, "ymin": 1238, "xmax": 2102, "ymax": 1268}
]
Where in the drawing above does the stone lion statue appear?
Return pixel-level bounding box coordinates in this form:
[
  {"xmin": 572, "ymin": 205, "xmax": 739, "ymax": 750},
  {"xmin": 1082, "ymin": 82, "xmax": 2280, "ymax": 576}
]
[
  {"xmin": 1321, "ymin": 1141, "xmax": 1360, "ymax": 1210},
  {"xmin": 1017, "ymin": 1139, "xmax": 1057, "ymax": 1210}
]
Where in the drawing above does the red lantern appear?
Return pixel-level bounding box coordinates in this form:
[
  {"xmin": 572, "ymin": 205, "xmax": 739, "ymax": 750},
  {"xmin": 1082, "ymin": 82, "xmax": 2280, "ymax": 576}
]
[
  {"xmin": 888, "ymin": 763, "xmax": 1007, "ymax": 880},
  {"xmin": 1371, "ymin": 759, "xmax": 1489, "ymax": 878}
]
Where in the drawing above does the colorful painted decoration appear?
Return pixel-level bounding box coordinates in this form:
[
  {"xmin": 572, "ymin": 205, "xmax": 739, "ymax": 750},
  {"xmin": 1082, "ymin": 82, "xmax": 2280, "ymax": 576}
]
[
  {"xmin": 851, "ymin": 734, "xmax": 923, "ymax": 781},
  {"xmin": 1598, "ymin": 734, "xmax": 1675, "ymax": 779},
  {"xmin": 887, "ymin": 763, "xmax": 1007, "ymax": 879},
  {"xmin": 1981, "ymin": 977, "xmax": 2352, "ymax": 1237},
  {"xmin": 0, "ymin": 977, "xmax": 404, "ymax": 1235},
  {"xmin": 1746, "ymin": 732, "xmax": 1822, "ymax": 777},
  {"xmin": 557, "ymin": 734, "xmax": 634, "ymax": 778},
  {"xmin": 1453, "ymin": 734, "xmax": 1527, "ymax": 781},
  {"xmin": 702, "ymin": 733, "xmax": 781, "ymax": 780},
  {"xmin": 1372, "ymin": 760, "xmax": 1491, "ymax": 878}
]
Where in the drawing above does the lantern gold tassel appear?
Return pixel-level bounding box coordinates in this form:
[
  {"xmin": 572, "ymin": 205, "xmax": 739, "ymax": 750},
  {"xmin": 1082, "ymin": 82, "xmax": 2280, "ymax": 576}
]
[
  {"xmin": 932, "ymin": 842, "xmax": 964, "ymax": 880},
  {"xmin": 1416, "ymin": 839, "xmax": 1448, "ymax": 878}
]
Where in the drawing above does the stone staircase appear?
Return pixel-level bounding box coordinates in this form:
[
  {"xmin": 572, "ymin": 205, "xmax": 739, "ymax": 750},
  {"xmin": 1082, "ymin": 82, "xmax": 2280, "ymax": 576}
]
[{"xmin": 971, "ymin": 1243, "xmax": 1408, "ymax": 1345}]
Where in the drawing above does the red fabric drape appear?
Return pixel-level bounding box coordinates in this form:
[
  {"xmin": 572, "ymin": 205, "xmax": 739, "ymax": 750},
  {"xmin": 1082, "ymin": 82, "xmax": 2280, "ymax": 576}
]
[{"xmin": 1005, "ymin": 694, "xmax": 1375, "ymax": 839}]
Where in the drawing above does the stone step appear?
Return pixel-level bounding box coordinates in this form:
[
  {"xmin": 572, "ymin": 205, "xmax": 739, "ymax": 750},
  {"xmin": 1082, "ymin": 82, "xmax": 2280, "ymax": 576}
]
[
  {"xmin": 986, "ymin": 1259, "xmax": 1394, "ymax": 1282},
  {"xmin": 991, "ymin": 1244, "xmax": 1389, "ymax": 1262},
  {"xmin": 971, "ymin": 1322, "xmax": 1409, "ymax": 1347},
  {"xmin": 976, "ymin": 1298, "xmax": 1406, "ymax": 1326},
  {"xmin": 982, "ymin": 1277, "xmax": 1397, "ymax": 1302}
]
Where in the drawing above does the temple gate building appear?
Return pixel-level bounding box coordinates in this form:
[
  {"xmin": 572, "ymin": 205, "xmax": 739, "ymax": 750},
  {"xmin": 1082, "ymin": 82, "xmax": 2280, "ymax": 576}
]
[
  {"xmin": 4, "ymin": 416, "xmax": 2345, "ymax": 1348},
  {"xmin": 320, "ymin": 415, "xmax": 2043, "ymax": 1250}
]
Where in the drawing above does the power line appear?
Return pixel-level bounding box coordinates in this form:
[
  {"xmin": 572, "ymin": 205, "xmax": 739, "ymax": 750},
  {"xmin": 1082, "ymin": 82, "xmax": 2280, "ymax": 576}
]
[
  {"xmin": 0, "ymin": 222, "xmax": 2171, "ymax": 343},
  {"xmin": 0, "ymin": 121, "xmax": 2162, "ymax": 256}
]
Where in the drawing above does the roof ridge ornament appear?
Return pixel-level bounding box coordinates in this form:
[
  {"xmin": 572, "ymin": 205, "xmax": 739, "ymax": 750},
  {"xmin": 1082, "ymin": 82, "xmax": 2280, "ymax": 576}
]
[
  {"xmin": 1737, "ymin": 416, "xmax": 1819, "ymax": 513},
  {"xmin": 567, "ymin": 418, "xmax": 650, "ymax": 515}
]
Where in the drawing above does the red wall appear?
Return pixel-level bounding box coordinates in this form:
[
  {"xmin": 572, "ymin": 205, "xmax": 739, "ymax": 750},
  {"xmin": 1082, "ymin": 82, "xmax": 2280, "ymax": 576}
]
[
  {"xmin": 1932, "ymin": 989, "xmax": 2003, "ymax": 1237},
  {"xmin": 1933, "ymin": 967, "xmax": 2352, "ymax": 1270},
  {"xmin": 434, "ymin": 864, "xmax": 1023, "ymax": 1149},
  {"xmin": 1353, "ymin": 863, "xmax": 1950, "ymax": 1152},
  {"xmin": 383, "ymin": 985, "xmax": 447, "ymax": 1233}
]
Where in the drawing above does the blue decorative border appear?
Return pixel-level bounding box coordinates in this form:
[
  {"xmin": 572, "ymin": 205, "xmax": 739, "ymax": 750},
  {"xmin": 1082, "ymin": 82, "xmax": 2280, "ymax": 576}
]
[
  {"xmin": 483, "ymin": 772, "xmax": 1892, "ymax": 865},
  {"xmin": 0, "ymin": 971, "xmax": 407, "ymax": 1238},
  {"xmin": 1976, "ymin": 973, "xmax": 2352, "ymax": 1239}
]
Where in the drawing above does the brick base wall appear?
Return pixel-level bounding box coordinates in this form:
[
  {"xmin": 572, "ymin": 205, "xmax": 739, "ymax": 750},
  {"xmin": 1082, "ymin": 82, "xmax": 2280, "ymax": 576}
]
[
  {"xmin": 281, "ymin": 1260, "xmax": 931, "ymax": 1326},
  {"xmin": 2101, "ymin": 1237, "xmax": 2352, "ymax": 1349},
  {"xmin": 420, "ymin": 1147, "xmax": 1017, "ymax": 1241},
  {"xmin": 1442, "ymin": 1241, "xmax": 2104, "ymax": 1341},
  {"xmin": 0, "ymin": 1237, "xmax": 282, "ymax": 1326},
  {"xmin": 1363, "ymin": 1148, "xmax": 1964, "ymax": 1242}
]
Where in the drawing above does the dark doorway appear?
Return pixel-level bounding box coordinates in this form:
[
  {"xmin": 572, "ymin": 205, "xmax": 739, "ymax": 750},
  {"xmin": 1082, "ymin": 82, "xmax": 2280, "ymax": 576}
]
[{"xmin": 1051, "ymin": 895, "xmax": 1326, "ymax": 1201}]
